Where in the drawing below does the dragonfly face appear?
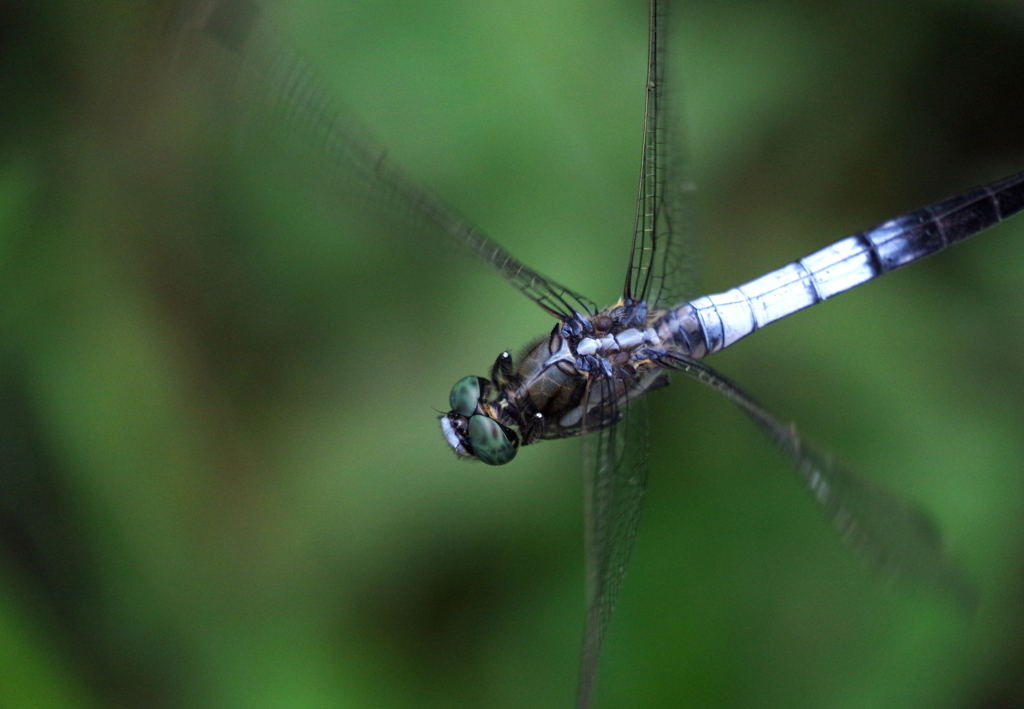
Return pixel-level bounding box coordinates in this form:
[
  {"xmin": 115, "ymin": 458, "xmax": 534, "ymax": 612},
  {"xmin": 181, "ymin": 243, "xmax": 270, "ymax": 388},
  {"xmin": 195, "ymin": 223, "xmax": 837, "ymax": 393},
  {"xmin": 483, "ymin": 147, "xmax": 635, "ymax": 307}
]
[{"xmin": 441, "ymin": 375, "xmax": 521, "ymax": 465}]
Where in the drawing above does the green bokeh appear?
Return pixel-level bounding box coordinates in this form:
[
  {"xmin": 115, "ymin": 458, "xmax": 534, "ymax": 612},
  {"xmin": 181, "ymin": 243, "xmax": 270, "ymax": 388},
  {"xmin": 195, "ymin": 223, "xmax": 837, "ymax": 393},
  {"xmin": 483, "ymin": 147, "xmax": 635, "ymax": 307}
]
[{"xmin": 2, "ymin": 0, "xmax": 1024, "ymax": 707}]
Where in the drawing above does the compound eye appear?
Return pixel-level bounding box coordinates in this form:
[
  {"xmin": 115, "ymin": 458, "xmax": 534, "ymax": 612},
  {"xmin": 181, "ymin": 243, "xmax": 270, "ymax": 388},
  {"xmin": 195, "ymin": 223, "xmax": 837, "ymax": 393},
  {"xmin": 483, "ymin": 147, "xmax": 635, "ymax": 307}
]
[
  {"xmin": 449, "ymin": 376, "xmax": 484, "ymax": 417},
  {"xmin": 468, "ymin": 415, "xmax": 518, "ymax": 465}
]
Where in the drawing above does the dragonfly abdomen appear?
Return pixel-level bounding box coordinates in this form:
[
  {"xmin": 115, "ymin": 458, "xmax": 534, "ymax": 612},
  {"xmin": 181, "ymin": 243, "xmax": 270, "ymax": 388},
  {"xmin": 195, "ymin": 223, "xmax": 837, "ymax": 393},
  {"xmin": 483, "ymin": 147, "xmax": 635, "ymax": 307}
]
[{"xmin": 655, "ymin": 171, "xmax": 1024, "ymax": 358}]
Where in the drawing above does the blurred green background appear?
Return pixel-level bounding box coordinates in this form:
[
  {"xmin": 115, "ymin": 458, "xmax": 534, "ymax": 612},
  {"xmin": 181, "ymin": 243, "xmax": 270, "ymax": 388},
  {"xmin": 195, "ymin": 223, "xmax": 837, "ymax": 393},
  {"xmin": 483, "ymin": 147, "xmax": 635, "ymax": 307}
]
[{"xmin": 2, "ymin": 0, "xmax": 1024, "ymax": 707}]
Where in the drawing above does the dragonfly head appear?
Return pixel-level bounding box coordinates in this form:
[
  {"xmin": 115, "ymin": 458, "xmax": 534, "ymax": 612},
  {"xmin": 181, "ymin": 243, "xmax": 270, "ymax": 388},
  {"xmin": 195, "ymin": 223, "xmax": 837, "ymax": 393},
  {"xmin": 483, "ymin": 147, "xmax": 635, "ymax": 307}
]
[{"xmin": 440, "ymin": 376, "xmax": 519, "ymax": 465}]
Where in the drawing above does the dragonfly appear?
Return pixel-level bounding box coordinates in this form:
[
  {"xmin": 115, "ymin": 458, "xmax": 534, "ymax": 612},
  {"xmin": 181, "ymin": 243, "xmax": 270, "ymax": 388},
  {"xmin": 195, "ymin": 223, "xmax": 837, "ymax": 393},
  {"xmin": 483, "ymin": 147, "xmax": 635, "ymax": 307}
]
[{"xmin": 168, "ymin": 0, "xmax": 1024, "ymax": 707}]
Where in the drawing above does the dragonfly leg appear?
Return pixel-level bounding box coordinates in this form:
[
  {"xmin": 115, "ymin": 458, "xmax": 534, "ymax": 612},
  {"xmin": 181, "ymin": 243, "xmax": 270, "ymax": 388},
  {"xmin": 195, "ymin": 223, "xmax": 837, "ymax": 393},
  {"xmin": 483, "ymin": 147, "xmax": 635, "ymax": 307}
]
[
  {"xmin": 491, "ymin": 351, "xmax": 515, "ymax": 386},
  {"xmin": 520, "ymin": 412, "xmax": 545, "ymax": 446}
]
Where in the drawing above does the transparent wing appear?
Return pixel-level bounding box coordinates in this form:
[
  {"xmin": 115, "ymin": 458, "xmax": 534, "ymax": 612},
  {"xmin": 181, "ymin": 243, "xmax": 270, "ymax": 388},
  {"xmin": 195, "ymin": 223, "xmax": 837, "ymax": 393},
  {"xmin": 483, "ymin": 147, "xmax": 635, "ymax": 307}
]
[
  {"xmin": 623, "ymin": 0, "xmax": 697, "ymax": 309},
  {"xmin": 166, "ymin": 0, "xmax": 597, "ymax": 320},
  {"xmin": 576, "ymin": 1, "xmax": 691, "ymax": 705},
  {"xmin": 576, "ymin": 376, "xmax": 650, "ymax": 709},
  {"xmin": 653, "ymin": 350, "xmax": 977, "ymax": 611}
]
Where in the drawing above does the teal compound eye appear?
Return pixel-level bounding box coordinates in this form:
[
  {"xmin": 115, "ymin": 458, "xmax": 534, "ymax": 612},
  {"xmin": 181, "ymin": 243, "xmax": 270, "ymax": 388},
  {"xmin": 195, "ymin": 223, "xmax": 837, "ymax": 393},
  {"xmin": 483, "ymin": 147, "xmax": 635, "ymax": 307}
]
[
  {"xmin": 468, "ymin": 415, "xmax": 518, "ymax": 465},
  {"xmin": 449, "ymin": 376, "xmax": 486, "ymax": 417}
]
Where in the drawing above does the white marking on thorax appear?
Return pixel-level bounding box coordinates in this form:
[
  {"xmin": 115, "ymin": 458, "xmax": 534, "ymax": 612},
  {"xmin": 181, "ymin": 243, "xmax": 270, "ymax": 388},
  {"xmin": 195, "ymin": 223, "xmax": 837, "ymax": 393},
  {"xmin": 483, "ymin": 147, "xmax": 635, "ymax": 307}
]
[
  {"xmin": 575, "ymin": 327, "xmax": 658, "ymax": 359},
  {"xmin": 615, "ymin": 328, "xmax": 644, "ymax": 350},
  {"xmin": 542, "ymin": 333, "xmax": 575, "ymax": 368}
]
